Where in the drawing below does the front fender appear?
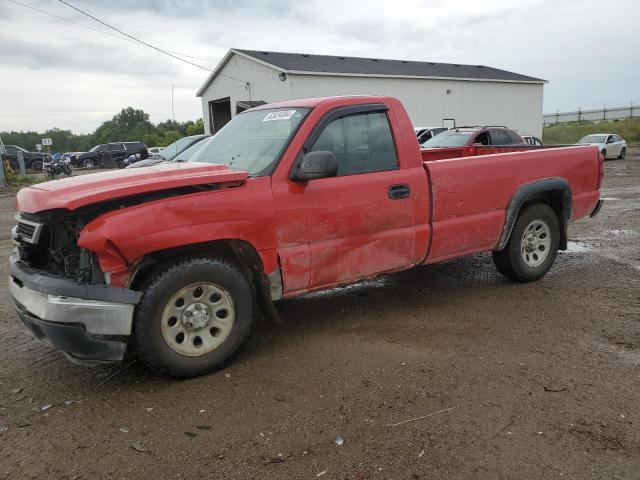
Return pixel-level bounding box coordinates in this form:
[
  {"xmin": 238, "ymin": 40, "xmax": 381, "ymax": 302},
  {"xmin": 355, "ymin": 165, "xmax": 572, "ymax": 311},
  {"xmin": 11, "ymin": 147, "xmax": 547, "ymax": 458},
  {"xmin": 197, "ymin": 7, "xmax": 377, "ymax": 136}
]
[{"xmin": 77, "ymin": 177, "xmax": 277, "ymax": 286}]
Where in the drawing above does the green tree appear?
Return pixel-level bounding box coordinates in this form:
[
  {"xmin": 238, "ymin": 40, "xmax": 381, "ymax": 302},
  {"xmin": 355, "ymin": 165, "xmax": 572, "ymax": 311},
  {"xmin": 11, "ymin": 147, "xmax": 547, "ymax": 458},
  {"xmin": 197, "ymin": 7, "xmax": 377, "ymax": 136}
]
[
  {"xmin": 186, "ymin": 119, "xmax": 204, "ymax": 136},
  {"xmin": 1, "ymin": 106, "xmax": 206, "ymax": 154}
]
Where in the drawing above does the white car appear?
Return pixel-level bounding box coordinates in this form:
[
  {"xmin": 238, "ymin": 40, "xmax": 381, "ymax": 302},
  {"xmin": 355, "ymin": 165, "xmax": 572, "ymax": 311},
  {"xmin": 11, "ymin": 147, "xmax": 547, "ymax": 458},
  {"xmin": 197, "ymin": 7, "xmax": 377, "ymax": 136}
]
[
  {"xmin": 577, "ymin": 134, "xmax": 627, "ymax": 160},
  {"xmin": 414, "ymin": 126, "xmax": 448, "ymax": 144}
]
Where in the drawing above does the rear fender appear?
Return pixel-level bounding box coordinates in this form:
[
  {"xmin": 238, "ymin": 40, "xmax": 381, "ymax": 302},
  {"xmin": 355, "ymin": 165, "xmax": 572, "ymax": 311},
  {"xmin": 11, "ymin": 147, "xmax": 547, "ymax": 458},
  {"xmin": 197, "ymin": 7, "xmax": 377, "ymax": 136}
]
[{"xmin": 496, "ymin": 178, "xmax": 572, "ymax": 251}]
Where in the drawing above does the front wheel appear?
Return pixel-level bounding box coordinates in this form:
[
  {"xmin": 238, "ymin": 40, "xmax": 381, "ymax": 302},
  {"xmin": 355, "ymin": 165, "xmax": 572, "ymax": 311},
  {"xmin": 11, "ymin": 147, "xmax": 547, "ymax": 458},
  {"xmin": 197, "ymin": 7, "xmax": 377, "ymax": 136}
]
[
  {"xmin": 601, "ymin": 149, "xmax": 607, "ymax": 160},
  {"xmin": 82, "ymin": 159, "xmax": 95, "ymax": 169},
  {"xmin": 619, "ymin": 147, "xmax": 626, "ymax": 159},
  {"xmin": 31, "ymin": 160, "xmax": 43, "ymax": 171},
  {"xmin": 134, "ymin": 257, "xmax": 254, "ymax": 378},
  {"xmin": 492, "ymin": 203, "xmax": 560, "ymax": 282}
]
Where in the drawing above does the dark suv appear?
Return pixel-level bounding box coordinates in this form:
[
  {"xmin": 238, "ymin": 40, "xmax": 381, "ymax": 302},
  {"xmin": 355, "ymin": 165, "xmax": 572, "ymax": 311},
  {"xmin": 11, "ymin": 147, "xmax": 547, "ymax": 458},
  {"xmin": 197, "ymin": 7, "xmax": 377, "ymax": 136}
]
[
  {"xmin": 1, "ymin": 145, "xmax": 51, "ymax": 171},
  {"xmin": 421, "ymin": 126, "xmax": 526, "ymax": 149},
  {"xmin": 75, "ymin": 141, "xmax": 149, "ymax": 168}
]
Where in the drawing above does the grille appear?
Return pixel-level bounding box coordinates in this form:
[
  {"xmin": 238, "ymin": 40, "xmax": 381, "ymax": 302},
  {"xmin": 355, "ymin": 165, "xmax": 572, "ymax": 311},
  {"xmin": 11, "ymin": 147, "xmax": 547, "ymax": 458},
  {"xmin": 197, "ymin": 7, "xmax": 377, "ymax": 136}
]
[
  {"xmin": 13, "ymin": 214, "xmax": 44, "ymax": 244},
  {"xmin": 16, "ymin": 222, "xmax": 36, "ymax": 238}
]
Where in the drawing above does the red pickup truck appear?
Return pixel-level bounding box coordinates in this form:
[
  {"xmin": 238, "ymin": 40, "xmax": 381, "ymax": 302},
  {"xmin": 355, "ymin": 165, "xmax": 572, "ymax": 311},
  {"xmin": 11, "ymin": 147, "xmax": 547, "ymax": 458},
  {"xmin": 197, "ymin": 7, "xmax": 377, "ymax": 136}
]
[{"xmin": 9, "ymin": 96, "xmax": 604, "ymax": 378}]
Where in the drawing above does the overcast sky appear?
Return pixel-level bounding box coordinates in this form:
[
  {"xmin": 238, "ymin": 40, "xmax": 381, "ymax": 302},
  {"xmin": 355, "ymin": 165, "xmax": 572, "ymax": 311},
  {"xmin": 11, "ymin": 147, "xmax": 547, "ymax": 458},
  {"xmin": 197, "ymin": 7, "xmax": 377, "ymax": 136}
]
[{"xmin": 1, "ymin": 0, "xmax": 638, "ymax": 133}]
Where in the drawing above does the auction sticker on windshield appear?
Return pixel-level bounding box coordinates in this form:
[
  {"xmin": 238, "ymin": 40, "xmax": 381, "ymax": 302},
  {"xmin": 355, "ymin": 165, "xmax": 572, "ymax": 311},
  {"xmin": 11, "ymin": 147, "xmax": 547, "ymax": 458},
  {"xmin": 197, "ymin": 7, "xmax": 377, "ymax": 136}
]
[{"xmin": 263, "ymin": 110, "xmax": 296, "ymax": 122}]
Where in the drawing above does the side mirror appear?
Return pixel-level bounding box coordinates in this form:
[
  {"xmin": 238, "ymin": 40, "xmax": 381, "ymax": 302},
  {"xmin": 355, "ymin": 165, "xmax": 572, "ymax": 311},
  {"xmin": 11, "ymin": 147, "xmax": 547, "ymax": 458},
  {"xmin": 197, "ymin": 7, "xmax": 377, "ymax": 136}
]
[{"xmin": 291, "ymin": 151, "xmax": 338, "ymax": 182}]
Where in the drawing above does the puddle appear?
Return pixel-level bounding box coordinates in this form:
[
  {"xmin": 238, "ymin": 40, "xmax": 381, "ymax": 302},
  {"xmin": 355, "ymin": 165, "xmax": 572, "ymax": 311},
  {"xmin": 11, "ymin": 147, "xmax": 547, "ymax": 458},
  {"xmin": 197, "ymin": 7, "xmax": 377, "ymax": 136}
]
[
  {"xmin": 605, "ymin": 229, "xmax": 639, "ymax": 238},
  {"xmin": 563, "ymin": 241, "xmax": 592, "ymax": 253}
]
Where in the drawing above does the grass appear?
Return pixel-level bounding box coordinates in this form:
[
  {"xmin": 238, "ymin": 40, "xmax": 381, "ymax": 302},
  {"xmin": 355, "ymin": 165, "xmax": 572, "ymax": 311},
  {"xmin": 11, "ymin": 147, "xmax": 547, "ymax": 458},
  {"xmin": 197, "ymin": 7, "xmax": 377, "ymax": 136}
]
[{"xmin": 543, "ymin": 117, "xmax": 640, "ymax": 145}]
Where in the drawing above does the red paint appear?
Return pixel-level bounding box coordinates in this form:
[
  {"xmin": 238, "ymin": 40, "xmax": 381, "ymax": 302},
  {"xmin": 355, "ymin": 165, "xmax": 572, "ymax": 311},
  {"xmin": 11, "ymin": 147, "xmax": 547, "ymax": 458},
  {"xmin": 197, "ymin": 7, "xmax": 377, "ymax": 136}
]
[{"xmin": 16, "ymin": 96, "xmax": 602, "ymax": 294}]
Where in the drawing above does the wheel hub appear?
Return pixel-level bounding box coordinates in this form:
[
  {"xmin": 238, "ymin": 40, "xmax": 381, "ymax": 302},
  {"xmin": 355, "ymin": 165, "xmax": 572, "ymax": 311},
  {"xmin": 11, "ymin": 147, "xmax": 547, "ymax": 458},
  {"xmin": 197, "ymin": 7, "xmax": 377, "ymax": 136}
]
[
  {"xmin": 160, "ymin": 282, "xmax": 235, "ymax": 357},
  {"xmin": 520, "ymin": 219, "xmax": 551, "ymax": 267},
  {"xmin": 182, "ymin": 302, "xmax": 210, "ymax": 330}
]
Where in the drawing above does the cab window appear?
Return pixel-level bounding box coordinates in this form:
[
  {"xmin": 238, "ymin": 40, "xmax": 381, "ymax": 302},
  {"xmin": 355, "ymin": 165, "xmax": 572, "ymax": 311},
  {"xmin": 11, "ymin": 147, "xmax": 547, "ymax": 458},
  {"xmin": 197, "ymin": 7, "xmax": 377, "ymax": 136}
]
[{"xmin": 310, "ymin": 111, "xmax": 398, "ymax": 176}]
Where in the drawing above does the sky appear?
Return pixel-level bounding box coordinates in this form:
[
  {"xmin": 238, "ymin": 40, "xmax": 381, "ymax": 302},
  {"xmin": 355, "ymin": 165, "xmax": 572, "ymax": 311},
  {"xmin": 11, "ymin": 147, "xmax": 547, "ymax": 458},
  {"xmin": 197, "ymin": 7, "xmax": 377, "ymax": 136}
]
[{"xmin": 1, "ymin": 0, "xmax": 638, "ymax": 133}]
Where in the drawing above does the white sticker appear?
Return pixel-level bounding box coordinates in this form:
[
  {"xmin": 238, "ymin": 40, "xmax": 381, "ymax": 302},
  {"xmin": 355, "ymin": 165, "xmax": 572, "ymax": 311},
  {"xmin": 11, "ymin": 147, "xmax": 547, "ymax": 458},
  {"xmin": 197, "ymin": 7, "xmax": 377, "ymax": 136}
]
[{"xmin": 263, "ymin": 110, "xmax": 296, "ymax": 122}]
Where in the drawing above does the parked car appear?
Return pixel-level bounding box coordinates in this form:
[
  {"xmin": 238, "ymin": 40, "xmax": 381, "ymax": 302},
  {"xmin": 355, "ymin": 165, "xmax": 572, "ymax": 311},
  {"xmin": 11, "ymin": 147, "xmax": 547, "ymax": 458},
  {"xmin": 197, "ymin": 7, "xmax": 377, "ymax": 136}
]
[
  {"xmin": 2, "ymin": 145, "xmax": 51, "ymax": 171},
  {"xmin": 421, "ymin": 126, "xmax": 526, "ymax": 148},
  {"xmin": 61, "ymin": 152, "xmax": 84, "ymax": 163},
  {"xmin": 414, "ymin": 127, "xmax": 448, "ymax": 144},
  {"xmin": 523, "ymin": 136, "xmax": 544, "ymax": 146},
  {"xmin": 74, "ymin": 141, "xmax": 149, "ymax": 168},
  {"xmin": 577, "ymin": 134, "xmax": 626, "ymax": 160},
  {"xmin": 148, "ymin": 147, "xmax": 163, "ymax": 155},
  {"xmin": 10, "ymin": 95, "xmax": 603, "ymax": 378},
  {"xmin": 125, "ymin": 134, "xmax": 210, "ymax": 168}
]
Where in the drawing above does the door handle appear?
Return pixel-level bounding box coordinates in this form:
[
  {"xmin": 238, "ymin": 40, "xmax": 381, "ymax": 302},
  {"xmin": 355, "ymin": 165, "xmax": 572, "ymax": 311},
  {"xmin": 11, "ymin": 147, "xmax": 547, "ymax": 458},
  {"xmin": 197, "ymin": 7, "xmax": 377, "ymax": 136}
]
[{"xmin": 388, "ymin": 183, "xmax": 411, "ymax": 200}]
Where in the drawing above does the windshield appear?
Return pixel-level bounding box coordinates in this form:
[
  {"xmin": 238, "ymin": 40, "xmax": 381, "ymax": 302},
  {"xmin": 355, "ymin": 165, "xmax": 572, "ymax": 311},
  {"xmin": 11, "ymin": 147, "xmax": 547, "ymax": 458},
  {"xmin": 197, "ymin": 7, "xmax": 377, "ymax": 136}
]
[
  {"xmin": 187, "ymin": 108, "xmax": 309, "ymax": 175},
  {"xmin": 174, "ymin": 138, "xmax": 210, "ymax": 162},
  {"xmin": 578, "ymin": 134, "xmax": 607, "ymax": 144},
  {"xmin": 159, "ymin": 136, "xmax": 199, "ymax": 160},
  {"xmin": 89, "ymin": 145, "xmax": 100, "ymax": 152},
  {"xmin": 422, "ymin": 131, "xmax": 472, "ymax": 148}
]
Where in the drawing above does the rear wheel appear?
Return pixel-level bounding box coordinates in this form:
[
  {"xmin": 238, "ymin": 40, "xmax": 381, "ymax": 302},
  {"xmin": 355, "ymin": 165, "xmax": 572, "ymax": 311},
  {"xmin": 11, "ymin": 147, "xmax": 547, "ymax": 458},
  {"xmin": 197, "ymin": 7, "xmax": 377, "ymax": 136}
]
[
  {"xmin": 619, "ymin": 147, "xmax": 626, "ymax": 159},
  {"xmin": 134, "ymin": 257, "xmax": 254, "ymax": 378},
  {"xmin": 492, "ymin": 203, "xmax": 560, "ymax": 282}
]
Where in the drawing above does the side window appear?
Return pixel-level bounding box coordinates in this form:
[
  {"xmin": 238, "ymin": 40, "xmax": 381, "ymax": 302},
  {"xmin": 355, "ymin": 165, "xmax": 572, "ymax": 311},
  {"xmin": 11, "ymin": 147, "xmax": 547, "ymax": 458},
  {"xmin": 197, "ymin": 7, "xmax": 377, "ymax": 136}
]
[
  {"xmin": 474, "ymin": 131, "xmax": 490, "ymax": 145},
  {"xmin": 490, "ymin": 130, "xmax": 510, "ymax": 145},
  {"xmin": 310, "ymin": 111, "xmax": 398, "ymax": 176},
  {"xmin": 418, "ymin": 131, "xmax": 432, "ymax": 144},
  {"xmin": 606, "ymin": 136, "xmax": 614, "ymax": 144},
  {"xmin": 100, "ymin": 144, "xmax": 111, "ymax": 152},
  {"xmin": 506, "ymin": 131, "xmax": 522, "ymax": 144}
]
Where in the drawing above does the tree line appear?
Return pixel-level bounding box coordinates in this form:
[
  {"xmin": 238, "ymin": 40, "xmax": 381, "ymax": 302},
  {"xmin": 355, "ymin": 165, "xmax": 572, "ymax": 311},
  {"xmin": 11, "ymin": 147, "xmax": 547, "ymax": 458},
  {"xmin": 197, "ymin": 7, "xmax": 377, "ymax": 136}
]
[{"xmin": 0, "ymin": 107, "xmax": 205, "ymax": 153}]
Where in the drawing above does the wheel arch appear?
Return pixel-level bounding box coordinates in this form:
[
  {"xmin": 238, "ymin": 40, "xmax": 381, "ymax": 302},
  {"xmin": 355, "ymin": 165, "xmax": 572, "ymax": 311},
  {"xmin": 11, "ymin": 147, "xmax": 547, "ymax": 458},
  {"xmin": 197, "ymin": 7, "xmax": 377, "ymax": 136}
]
[
  {"xmin": 129, "ymin": 238, "xmax": 282, "ymax": 323},
  {"xmin": 495, "ymin": 178, "xmax": 572, "ymax": 252}
]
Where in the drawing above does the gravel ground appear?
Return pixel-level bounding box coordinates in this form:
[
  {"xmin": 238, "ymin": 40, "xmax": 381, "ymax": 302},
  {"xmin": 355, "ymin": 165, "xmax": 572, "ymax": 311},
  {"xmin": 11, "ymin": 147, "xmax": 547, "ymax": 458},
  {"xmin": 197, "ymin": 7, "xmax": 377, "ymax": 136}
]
[{"xmin": 0, "ymin": 151, "xmax": 638, "ymax": 479}]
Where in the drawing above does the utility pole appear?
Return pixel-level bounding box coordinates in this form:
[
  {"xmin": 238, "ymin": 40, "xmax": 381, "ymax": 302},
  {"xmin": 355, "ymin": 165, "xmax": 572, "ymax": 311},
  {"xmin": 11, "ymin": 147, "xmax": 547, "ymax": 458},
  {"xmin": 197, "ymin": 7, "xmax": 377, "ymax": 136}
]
[
  {"xmin": 0, "ymin": 135, "xmax": 7, "ymax": 187},
  {"xmin": 171, "ymin": 83, "xmax": 176, "ymax": 123}
]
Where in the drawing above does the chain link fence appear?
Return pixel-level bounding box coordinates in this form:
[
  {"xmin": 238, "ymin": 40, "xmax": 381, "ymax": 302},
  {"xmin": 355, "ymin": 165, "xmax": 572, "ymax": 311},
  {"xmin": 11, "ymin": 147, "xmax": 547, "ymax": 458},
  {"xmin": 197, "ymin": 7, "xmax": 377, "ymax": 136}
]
[{"xmin": 544, "ymin": 105, "xmax": 639, "ymax": 125}]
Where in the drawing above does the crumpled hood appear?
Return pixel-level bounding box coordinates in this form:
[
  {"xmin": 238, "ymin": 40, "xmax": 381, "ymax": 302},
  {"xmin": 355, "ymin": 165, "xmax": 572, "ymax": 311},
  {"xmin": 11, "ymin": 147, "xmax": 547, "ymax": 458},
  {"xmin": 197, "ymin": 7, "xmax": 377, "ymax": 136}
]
[{"xmin": 16, "ymin": 162, "xmax": 248, "ymax": 213}]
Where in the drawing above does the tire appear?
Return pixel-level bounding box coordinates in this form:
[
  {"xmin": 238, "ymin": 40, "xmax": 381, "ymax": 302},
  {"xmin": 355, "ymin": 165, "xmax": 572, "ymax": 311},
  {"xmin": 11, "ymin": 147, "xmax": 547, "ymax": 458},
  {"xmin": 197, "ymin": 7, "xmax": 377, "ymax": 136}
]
[
  {"xmin": 134, "ymin": 257, "xmax": 254, "ymax": 378},
  {"xmin": 601, "ymin": 149, "xmax": 607, "ymax": 160},
  {"xmin": 619, "ymin": 147, "xmax": 626, "ymax": 159},
  {"xmin": 82, "ymin": 159, "xmax": 95, "ymax": 169},
  {"xmin": 492, "ymin": 203, "xmax": 560, "ymax": 283},
  {"xmin": 31, "ymin": 159, "xmax": 43, "ymax": 171}
]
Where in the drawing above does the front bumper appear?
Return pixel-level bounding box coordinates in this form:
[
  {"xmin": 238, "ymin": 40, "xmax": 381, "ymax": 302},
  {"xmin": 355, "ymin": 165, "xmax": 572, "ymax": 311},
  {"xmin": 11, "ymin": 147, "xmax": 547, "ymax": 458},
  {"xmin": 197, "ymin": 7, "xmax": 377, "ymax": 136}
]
[{"xmin": 8, "ymin": 254, "xmax": 142, "ymax": 364}]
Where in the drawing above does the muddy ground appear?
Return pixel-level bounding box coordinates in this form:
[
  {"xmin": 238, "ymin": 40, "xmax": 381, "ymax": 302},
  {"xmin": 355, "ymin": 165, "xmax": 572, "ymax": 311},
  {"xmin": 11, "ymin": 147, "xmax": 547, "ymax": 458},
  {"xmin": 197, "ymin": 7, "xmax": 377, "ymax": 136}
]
[{"xmin": 0, "ymin": 151, "xmax": 639, "ymax": 480}]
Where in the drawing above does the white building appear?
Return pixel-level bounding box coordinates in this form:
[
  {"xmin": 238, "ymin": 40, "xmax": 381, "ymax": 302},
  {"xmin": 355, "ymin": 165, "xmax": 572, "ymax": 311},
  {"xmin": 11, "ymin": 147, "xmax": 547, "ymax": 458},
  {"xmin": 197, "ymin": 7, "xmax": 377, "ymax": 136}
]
[{"xmin": 197, "ymin": 49, "xmax": 546, "ymax": 137}]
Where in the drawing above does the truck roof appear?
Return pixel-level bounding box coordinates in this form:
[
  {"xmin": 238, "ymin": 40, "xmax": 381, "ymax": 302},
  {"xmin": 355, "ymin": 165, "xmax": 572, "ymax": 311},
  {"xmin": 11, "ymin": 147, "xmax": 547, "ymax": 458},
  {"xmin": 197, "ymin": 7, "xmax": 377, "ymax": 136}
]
[{"xmin": 247, "ymin": 95, "xmax": 393, "ymax": 111}]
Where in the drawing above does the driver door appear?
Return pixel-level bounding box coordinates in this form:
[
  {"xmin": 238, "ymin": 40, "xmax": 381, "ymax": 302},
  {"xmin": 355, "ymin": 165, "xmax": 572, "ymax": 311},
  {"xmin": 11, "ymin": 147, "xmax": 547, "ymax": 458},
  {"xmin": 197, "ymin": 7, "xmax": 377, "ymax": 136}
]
[{"xmin": 297, "ymin": 106, "xmax": 418, "ymax": 289}]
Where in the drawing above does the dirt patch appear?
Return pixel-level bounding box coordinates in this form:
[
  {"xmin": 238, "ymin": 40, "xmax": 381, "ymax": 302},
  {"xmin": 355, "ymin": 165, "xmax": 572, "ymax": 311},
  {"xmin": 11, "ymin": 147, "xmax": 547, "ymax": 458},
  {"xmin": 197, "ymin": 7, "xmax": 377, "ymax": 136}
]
[{"xmin": 0, "ymin": 152, "xmax": 639, "ymax": 479}]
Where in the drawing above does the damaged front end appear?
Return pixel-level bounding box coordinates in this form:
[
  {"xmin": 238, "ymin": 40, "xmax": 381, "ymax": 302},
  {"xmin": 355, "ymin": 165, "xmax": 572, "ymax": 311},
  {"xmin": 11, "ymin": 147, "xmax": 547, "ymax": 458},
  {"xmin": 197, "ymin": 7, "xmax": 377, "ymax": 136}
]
[{"xmin": 9, "ymin": 209, "xmax": 142, "ymax": 364}]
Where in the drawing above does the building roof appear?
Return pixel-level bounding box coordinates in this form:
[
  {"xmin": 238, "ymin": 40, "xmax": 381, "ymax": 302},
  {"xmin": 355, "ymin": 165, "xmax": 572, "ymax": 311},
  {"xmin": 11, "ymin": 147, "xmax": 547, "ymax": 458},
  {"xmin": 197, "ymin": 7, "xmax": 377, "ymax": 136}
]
[{"xmin": 197, "ymin": 48, "xmax": 545, "ymax": 97}]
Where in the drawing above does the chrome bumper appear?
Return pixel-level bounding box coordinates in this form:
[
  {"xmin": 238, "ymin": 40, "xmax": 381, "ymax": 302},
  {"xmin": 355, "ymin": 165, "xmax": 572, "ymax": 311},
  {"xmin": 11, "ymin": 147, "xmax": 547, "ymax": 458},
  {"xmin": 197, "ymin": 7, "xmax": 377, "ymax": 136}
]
[
  {"xmin": 9, "ymin": 276, "xmax": 135, "ymax": 336},
  {"xmin": 8, "ymin": 254, "xmax": 142, "ymax": 364}
]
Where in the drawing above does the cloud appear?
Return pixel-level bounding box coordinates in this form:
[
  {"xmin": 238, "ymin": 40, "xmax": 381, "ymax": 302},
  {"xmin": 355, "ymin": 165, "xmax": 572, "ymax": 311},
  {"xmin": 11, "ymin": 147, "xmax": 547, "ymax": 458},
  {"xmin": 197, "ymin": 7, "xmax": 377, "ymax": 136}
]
[{"xmin": 1, "ymin": 0, "xmax": 639, "ymax": 132}]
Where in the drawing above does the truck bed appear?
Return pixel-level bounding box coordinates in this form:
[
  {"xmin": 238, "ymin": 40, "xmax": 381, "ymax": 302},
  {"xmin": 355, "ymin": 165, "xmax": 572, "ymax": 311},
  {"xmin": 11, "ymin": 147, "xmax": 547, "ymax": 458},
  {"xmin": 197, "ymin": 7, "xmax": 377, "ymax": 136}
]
[{"xmin": 422, "ymin": 145, "xmax": 602, "ymax": 263}]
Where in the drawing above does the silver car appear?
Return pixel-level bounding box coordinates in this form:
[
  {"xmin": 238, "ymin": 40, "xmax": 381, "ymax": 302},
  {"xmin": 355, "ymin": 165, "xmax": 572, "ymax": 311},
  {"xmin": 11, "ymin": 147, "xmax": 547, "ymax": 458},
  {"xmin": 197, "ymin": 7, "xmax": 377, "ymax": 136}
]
[{"xmin": 577, "ymin": 133, "xmax": 627, "ymax": 160}]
